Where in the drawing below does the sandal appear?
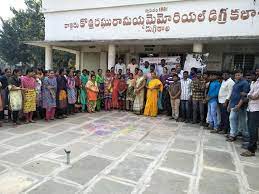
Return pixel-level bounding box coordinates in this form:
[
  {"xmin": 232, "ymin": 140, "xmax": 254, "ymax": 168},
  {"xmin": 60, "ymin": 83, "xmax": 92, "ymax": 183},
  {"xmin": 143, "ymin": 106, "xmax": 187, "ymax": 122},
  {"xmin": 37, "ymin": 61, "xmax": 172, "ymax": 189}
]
[
  {"xmin": 240, "ymin": 150, "xmax": 255, "ymax": 157},
  {"xmin": 226, "ymin": 136, "xmax": 236, "ymax": 142}
]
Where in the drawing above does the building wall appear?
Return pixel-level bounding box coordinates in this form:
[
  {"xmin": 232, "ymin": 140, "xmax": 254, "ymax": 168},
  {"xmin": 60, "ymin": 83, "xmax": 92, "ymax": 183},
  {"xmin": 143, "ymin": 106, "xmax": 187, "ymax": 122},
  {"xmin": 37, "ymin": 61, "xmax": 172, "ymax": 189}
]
[{"xmin": 82, "ymin": 52, "xmax": 100, "ymax": 72}]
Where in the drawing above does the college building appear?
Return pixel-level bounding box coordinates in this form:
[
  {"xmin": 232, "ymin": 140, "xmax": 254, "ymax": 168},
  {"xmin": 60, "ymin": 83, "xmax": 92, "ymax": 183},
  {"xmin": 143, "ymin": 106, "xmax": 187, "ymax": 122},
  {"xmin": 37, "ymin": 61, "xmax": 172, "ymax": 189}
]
[{"xmin": 27, "ymin": 0, "xmax": 259, "ymax": 72}]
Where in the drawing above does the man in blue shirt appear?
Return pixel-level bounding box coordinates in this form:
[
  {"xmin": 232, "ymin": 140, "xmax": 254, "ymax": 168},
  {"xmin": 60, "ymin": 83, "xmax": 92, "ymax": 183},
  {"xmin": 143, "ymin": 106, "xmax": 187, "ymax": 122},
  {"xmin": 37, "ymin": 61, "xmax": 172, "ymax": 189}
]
[
  {"xmin": 206, "ymin": 72, "xmax": 221, "ymax": 132},
  {"xmin": 227, "ymin": 70, "xmax": 250, "ymax": 142}
]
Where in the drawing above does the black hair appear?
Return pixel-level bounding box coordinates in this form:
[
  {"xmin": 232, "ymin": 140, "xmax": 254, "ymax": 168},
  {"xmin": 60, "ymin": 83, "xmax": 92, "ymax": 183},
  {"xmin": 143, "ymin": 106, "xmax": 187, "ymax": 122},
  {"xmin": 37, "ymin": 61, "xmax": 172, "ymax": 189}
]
[
  {"xmin": 13, "ymin": 69, "xmax": 20, "ymax": 75},
  {"xmin": 5, "ymin": 68, "xmax": 11, "ymax": 73},
  {"xmin": 26, "ymin": 68, "xmax": 34, "ymax": 75},
  {"xmin": 106, "ymin": 69, "xmax": 110, "ymax": 73},
  {"xmin": 234, "ymin": 69, "xmax": 243, "ymax": 74},
  {"xmin": 173, "ymin": 74, "xmax": 179, "ymax": 78},
  {"xmin": 171, "ymin": 68, "xmax": 176, "ymax": 71},
  {"xmin": 59, "ymin": 68, "xmax": 65, "ymax": 75},
  {"xmin": 183, "ymin": 71, "xmax": 189, "ymax": 74},
  {"xmin": 82, "ymin": 69, "xmax": 87, "ymax": 73},
  {"xmin": 90, "ymin": 74, "xmax": 95, "ymax": 79}
]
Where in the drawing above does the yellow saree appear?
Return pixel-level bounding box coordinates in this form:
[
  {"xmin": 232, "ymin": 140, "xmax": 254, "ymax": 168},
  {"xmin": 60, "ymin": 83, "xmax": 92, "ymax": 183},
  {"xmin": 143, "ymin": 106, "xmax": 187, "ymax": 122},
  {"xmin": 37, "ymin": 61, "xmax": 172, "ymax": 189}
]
[{"xmin": 144, "ymin": 79, "xmax": 163, "ymax": 117}]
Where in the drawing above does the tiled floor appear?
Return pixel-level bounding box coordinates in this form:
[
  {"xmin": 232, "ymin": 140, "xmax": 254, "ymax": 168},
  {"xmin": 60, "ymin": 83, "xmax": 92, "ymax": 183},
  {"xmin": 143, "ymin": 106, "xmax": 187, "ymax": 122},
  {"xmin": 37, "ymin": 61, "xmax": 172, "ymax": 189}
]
[{"xmin": 0, "ymin": 111, "xmax": 258, "ymax": 194}]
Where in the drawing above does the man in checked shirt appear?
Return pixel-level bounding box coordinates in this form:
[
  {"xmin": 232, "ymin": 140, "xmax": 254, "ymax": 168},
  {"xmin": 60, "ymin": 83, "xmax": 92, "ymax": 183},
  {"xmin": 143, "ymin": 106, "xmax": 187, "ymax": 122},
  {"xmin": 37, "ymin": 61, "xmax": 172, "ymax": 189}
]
[{"xmin": 191, "ymin": 72, "xmax": 206, "ymax": 125}]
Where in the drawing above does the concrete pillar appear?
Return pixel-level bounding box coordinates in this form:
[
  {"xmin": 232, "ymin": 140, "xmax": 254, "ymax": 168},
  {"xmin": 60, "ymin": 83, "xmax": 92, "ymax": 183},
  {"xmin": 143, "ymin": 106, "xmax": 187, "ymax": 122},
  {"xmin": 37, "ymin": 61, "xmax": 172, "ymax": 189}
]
[
  {"xmin": 45, "ymin": 45, "xmax": 53, "ymax": 70},
  {"xmin": 108, "ymin": 44, "xmax": 116, "ymax": 70},
  {"xmin": 80, "ymin": 52, "xmax": 84, "ymax": 70},
  {"xmin": 75, "ymin": 51, "xmax": 80, "ymax": 70},
  {"xmin": 125, "ymin": 53, "xmax": 130, "ymax": 66},
  {"xmin": 193, "ymin": 42, "xmax": 203, "ymax": 53},
  {"xmin": 100, "ymin": 52, "xmax": 107, "ymax": 71}
]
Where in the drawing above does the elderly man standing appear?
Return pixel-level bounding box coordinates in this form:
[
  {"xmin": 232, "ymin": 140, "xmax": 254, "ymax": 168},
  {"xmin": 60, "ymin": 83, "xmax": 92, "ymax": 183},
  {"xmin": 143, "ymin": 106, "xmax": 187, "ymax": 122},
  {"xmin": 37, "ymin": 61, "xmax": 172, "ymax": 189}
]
[
  {"xmin": 115, "ymin": 58, "xmax": 126, "ymax": 75},
  {"xmin": 241, "ymin": 68, "xmax": 259, "ymax": 157}
]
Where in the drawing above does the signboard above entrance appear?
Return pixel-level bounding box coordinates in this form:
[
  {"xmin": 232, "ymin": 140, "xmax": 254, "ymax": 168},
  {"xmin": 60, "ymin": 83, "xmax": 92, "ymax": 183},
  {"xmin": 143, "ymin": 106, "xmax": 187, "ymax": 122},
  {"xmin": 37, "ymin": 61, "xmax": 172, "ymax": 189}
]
[{"xmin": 45, "ymin": 0, "xmax": 259, "ymax": 41}]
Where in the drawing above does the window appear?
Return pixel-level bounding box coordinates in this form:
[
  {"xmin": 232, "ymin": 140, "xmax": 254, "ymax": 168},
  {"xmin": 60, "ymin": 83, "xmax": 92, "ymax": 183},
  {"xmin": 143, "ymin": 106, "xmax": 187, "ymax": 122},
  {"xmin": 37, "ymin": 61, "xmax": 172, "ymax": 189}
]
[
  {"xmin": 233, "ymin": 54, "xmax": 255, "ymax": 73},
  {"xmin": 223, "ymin": 54, "xmax": 255, "ymax": 73}
]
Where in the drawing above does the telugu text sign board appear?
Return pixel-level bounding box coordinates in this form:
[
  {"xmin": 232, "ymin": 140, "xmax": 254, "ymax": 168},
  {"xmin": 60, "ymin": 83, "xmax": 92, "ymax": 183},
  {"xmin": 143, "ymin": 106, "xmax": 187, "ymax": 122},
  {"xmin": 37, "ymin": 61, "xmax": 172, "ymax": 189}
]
[{"xmin": 45, "ymin": 0, "xmax": 259, "ymax": 41}]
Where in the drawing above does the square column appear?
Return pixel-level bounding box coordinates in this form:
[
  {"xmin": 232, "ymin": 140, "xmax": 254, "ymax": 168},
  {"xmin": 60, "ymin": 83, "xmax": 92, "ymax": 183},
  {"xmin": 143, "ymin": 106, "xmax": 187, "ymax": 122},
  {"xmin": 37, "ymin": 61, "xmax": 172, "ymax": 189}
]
[
  {"xmin": 193, "ymin": 43, "xmax": 203, "ymax": 53},
  {"xmin": 100, "ymin": 52, "xmax": 108, "ymax": 71},
  {"xmin": 75, "ymin": 51, "xmax": 81, "ymax": 70},
  {"xmin": 45, "ymin": 45, "xmax": 53, "ymax": 70},
  {"xmin": 108, "ymin": 44, "xmax": 116, "ymax": 70}
]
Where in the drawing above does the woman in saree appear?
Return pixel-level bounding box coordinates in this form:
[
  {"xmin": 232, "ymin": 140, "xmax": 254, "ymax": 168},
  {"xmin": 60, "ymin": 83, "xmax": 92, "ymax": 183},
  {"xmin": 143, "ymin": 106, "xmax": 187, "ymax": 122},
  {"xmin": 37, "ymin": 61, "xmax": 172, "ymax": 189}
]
[
  {"xmin": 112, "ymin": 74, "xmax": 120, "ymax": 109},
  {"xmin": 96, "ymin": 69, "xmax": 105, "ymax": 111},
  {"xmin": 80, "ymin": 69, "xmax": 89, "ymax": 112},
  {"xmin": 8, "ymin": 69, "xmax": 23, "ymax": 125},
  {"xmin": 21, "ymin": 68, "xmax": 37, "ymax": 123},
  {"xmin": 104, "ymin": 70, "xmax": 113, "ymax": 111},
  {"xmin": 42, "ymin": 70, "xmax": 57, "ymax": 122},
  {"xmin": 144, "ymin": 72, "xmax": 163, "ymax": 117},
  {"xmin": 67, "ymin": 70, "xmax": 77, "ymax": 115},
  {"xmin": 133, "ymin": 70, "xmax": 146, "ymax": 115},
  {"xmin": 86, "ymin": 74, "xmax": 99, "ymax": 113},
  {"xmin": 126, "ymin": 73, "xmax": 135, "ymax": 111},
  {"xmin": 56, "ymin": 68, "xmax": 68, "ymax": 119},
  {"xmin": 118, "ymin": 75, "xmax": 127, "ymax": 111}
]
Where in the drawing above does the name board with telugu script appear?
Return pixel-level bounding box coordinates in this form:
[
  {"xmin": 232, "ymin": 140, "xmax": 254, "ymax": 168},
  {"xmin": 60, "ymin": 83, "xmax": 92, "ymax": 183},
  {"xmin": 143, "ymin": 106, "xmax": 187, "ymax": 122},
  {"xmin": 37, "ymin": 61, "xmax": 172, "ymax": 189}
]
[{"xmin": 45, "ymin": 0, "xmax": 259, "ymax": 41}]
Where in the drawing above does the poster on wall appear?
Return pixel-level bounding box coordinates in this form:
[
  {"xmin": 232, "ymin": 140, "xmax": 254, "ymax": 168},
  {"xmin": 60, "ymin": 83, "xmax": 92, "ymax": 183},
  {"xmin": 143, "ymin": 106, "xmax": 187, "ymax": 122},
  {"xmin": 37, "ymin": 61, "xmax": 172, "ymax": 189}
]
[
  {"xmin": 184, "ymin": 53, "xmax": 209, "ymax": 73},
  {"xmin": 139, "ymin": 56, "xmax": 181, "ymax": 67}
]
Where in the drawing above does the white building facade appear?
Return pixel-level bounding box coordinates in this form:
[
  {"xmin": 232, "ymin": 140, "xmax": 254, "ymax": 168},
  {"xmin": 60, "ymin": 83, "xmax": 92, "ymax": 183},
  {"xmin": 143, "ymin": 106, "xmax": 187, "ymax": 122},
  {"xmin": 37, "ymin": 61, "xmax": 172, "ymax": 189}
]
[{"xmin": 30, "ymin": 0, "xmax": 259, "ymax": 72}]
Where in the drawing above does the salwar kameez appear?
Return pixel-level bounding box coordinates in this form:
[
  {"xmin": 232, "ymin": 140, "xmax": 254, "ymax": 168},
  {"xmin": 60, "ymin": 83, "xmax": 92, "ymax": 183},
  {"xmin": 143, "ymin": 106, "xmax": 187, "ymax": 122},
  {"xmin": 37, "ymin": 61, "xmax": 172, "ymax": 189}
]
[
  {"xmin": 67, "ymin": 76, "xmax": 77, "ymax": 114},
  {"xmin": 104, "ymin": 76, "xmax": 113, "ymax": 111},
  {"xmin": 42, "ymin": 77, "xmax": 57, "ymax": 120},
  {"xmin": 144, "ymin": 79, "xmax": 163, "ymax": 117},
  {"xmin": 96, "ymin": 74, "xmax": 105, "ymax": 111},
  {"xmin": 8, "ymin": 76, "xmax": 23, "ymax": 124},
  {"xmin": 57, "ymin": 75, "xmax": 68, "ymax": 117},
  {"xmin": 21, "ymin": 76, "xmax": 37, "ymax": 122},
  {"xmin": 80, "ymin": 75, "xmax": 88, "ymax": 111},
  {"xmin": 86, "ymin": 80, "xmax": 99, "ymax": 113},
  {"xmin": 126, "ymin": 79, "xmax": 135, "ymax": 111}
]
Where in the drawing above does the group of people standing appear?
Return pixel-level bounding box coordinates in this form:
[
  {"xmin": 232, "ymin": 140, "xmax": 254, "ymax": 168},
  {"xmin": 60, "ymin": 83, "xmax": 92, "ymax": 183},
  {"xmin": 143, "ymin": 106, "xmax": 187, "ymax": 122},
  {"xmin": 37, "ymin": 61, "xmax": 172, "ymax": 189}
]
[{"xmin": 0, "ymin": 58, "xmax": 258, "ymax": 157}]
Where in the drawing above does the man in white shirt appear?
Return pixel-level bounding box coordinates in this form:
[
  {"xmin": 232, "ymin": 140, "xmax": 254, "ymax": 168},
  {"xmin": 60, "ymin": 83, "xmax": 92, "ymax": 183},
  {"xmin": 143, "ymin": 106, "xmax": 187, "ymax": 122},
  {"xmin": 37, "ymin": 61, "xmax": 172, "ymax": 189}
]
[
  {"xmin": 127, "ymin": 58, "xmax": 139, "ymax": 74},
  {"xmin": 115, "ymin": 58, "xmax": 126, "ymax": 75},
  {"xmin": 180, "ymin": 71, "xmax": 192, "ymax": 122},
  {"xmin": 241, "ymin": 68, "xmax": 259, "ymax": 157},
  {"xmin": 156, "ymin": 59, "xmax": 166, "ymax": 77},
  {"xmin": 176, "ymin": 64, "xmax": 184, "ymax": 79},
  {"xmin": 218, "ymin": 71, "xmax": 235, "ymax": 134}
]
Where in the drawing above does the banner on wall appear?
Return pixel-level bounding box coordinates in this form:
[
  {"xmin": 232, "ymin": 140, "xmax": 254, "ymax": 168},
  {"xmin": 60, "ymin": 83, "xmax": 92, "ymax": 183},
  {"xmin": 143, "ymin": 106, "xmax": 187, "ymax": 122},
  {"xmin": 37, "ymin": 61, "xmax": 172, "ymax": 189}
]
[
  {"xmin": 139, "ymin": 56, "xmax": 181, "ymax": 67},
  {"xmin": 184, "ymin": 53, "xmax": 209, "ymax": 73}
]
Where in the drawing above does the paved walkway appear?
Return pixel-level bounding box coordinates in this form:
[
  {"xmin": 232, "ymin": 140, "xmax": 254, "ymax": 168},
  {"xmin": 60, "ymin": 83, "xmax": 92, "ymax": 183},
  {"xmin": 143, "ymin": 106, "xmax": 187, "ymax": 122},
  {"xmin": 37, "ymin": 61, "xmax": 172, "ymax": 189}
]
[{"xmin": 0, "ymin": 111, "xmax": 258, "ymax": 194}]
